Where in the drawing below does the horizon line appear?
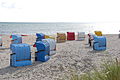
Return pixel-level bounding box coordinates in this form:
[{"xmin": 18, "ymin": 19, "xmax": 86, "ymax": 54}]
[{"xmin": 0, "ymin": 21, "xmax": 118, "ymax": 24}]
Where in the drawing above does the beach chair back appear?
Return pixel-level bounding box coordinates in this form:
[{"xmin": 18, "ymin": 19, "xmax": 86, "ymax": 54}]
[
  {"xmin": 10, "ymin": 43, "xmax": 32, "ymax": 67},
  {"xmin": 94, "ymin": 31, "xmax": 102, "ymax": 36},
  {"xmin": 57, "ymin": 33, "xmax": 66, "ymax": 43},
  {"xmin": 93, "ymin": 36, "xmax": 106, "ymax": 51},
  {"xmin": 35, "ymin": 41, "xmax": 50, "ymax": 52},
  {"xmin": 35, "ymin": 41, "xmax": 50, "ymax": 62},
  {"xmin": 77, "ymin": 32, "xmax": 85, "ymax": 41},
  {"xmin": 10, "ymin": 34, "xmax": 22, "ymax": 44},
  {"xmin": 67, "ymin": 32, "xmax": 75, "ymax": 40},
  {"xmin": 42, "ymin": 39, "xmax": 56, "ymax": 55},
  {"xmin": 36, "ymin": 33, "xmax": 45, "ymax": 41}
]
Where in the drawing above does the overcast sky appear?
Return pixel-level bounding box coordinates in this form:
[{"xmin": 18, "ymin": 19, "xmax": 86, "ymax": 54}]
[{"xmin": 0, "ymin": 0, "xmax": 120, "ymax": 22}]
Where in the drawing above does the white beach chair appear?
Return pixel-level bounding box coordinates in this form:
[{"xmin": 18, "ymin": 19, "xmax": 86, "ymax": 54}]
[
  {"xmin": 77, "ymin": 32, "xmax": 85, "ymax": 41},
  {"xmin": 42, "ymin": 38, "xmax": 56, "ymax": 56}
]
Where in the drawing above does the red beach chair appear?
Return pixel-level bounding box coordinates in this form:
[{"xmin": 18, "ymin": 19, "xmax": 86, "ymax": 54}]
[{"xmin": 67, "ymin": 32, "xmax": 75, "ymax": 40}]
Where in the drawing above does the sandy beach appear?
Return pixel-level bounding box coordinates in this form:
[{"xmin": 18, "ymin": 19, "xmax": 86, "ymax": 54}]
[{"xmin": 0, "ymin": 34, "xmax": 120, "ymax": 80}]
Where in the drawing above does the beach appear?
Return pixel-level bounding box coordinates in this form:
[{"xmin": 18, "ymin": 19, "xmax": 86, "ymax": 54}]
[{"xmin": 0, "ymin": 34, "xmax": 120, "ymax": 80}]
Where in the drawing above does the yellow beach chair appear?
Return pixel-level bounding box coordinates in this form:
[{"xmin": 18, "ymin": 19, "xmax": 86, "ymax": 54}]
[
  {"xmin": 45, "ymin": 35, "xmax": 55, "ymax": 40},
  {"xmin": 57, "ymin": 33, "xmax": 66, "ymax": 43},
  {"xmin": 94, "ymin": 31, "xmax": 102, "ymax": 36}
]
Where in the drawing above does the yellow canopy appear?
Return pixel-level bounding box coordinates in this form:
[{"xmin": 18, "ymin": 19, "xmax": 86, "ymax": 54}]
[
  {"xmin": 94, "ymin": 31, "xmax": 102, "ymax": 36},
  {"xmin": 45, "ymin": 35, "xmax": 55, "ymax": 40}
]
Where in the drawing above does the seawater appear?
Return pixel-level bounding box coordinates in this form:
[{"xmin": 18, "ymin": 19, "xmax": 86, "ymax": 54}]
[{"xmin": 0, "ymin": 22, "xmax": 120, "ymax": 35}]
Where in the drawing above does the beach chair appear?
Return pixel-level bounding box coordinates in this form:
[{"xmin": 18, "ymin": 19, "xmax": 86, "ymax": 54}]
[
  {"xmin": 10, "ymin": 34, "xmax": 22, "ymax": 50},
  {"xmin": 34, "ymin": 41, "xmax": 50, "ymax": 62},
  {"xmin": 42, "ymin": 39, "xmax": 56, "ymax": 55},
  {"xmin": 36, "ymin": 33, "xmax": 45, "ymax": 41},
  {"xmin": 77, "ymin": 32, "xmax": 85, "ymax": 41},
  {"xmin": 45, "ymin": 35, "xmax": 55, "ymax": 40},
  {"xmin": 10, "ymin": 44, "xmax": 32, "ymax": 67},
  {"xmin": 57, "ymin": 33, "xmax": 66, "ymax": 43},
  {"xmin": 0, "ymin": 35, "xmax": 2, "ymax": 47},
  {"xmin": 93, "ymin": 36, "xmax": 106, "ymax": 51},
  {"xmin": 10, "ymin": 34, "xmax": 22, "ymax": 44},
  {"xmin": 67, "ymin": 32, "xmax": 75, "ymax": 40},
  {"xmin": 94, "ymin": 31, "xmax": 102, "ymax": 36}
]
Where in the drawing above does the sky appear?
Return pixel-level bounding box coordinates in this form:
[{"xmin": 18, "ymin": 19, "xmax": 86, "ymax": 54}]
[{"xmin": 0, "ymin": 0, "xmax": 120, "ymax": 22}]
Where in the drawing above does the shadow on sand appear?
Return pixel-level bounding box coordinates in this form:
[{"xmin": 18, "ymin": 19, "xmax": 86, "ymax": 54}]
[
  {"xmin": 85, "ymin": 46, "xmax": 93, "ymax": 49},
  {"xmin": 0, "ymin": 61, "xmax": 43, "ymax": 75},
  {"xmin": 88, "ymin": 50, "xmax": 107, "ymax": 54}
]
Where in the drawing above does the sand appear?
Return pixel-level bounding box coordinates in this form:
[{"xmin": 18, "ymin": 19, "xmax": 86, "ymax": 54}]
[{"xmin": 0, "ymin": 34, "xmax": 120, "ymax": 80}]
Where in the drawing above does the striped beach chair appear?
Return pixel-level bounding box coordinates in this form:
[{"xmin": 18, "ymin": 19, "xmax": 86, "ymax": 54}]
[
  {"xmin": 42, "ymin": 38, "xmax": 56, "ymax": 55},
  {"xmin": 77, "ymin": 32, "xmax": 85, "ymax": 41},
  {"xmin": 57, "ymin": 33, "xmax": 66, "ymax": 43}
]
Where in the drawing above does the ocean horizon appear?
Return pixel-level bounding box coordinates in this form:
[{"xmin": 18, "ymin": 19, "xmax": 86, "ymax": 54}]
[{"xmin": 0, "ymin": 22, "xmax": 120, "ymax": 35}]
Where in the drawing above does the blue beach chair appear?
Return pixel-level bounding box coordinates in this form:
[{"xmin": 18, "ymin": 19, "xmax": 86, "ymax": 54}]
[
  {"xmin": 10, "ymin": 34, "xmax": 22, "ymax": 44},
  {"xmin": 10, "ymin": 44, "xmax": 32, "ymax": 67},
  {"xmin": 36, "ymin": 33, "xmax": 45, "ymax": 41},
  {"xmin": 93, "ymin": 36, "xmax": 106, "ymax": 51},
  {"xmin": 35, "ymin": 41, "xmax": 50, "ymax": 62},
  {"xmin": 10, "ymin": 34, "xmax": 22, "ymax": 50}
]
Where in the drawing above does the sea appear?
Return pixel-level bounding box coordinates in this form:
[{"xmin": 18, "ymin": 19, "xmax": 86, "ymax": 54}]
[{"xmin": 0, "ymin": 22, "xmax": 120, "ymax": 35}]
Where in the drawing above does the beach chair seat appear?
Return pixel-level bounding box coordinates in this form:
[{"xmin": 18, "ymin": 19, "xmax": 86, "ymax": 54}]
[
  {"xmin": 10, "ymin": 44, "xmax": 32, "ymax": 67},
  {"xmin": 34, "ymin": 41, "xmax": 50, "ymax": 62},
  {"xmin": 67, "ymin": 32, "xmax": 75, "ymax": 40},
  {"xmin": 57, "ymin": 33, "xmax": 66, "ymax": 43},
  {"xmin": 42, "ymin": 39, "xmax": 56, "ymax": 55},
  {"xmin": 94, "ymin": 31, "xmax": 102, "ymax": 36},
  {"xmin": 35, "ymin": 51, "xmax": 50, "ymax": 62},
  {"xmin": 93, "ymin": 36, "xmax": 106, "ymax": 51},
  {"xmin": 36, "ymin": 33, "xmax": 45, "ymax": 41},
  {"xmin": 77, "ymin": 32, "xmax": 85, "ymax": 41}
]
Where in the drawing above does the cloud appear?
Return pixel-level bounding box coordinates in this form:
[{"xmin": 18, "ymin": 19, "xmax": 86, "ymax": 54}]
[
  {"xmin": 0, "ymin": 0, "xmax": 120, "ymax": 22},
  {"xmin": 1, "ymin": 2, "xmax": 15, "ymax": 8},
  {"xmin": 0, "ymin": 0, "xmax": 16, "ymax": 9}
]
